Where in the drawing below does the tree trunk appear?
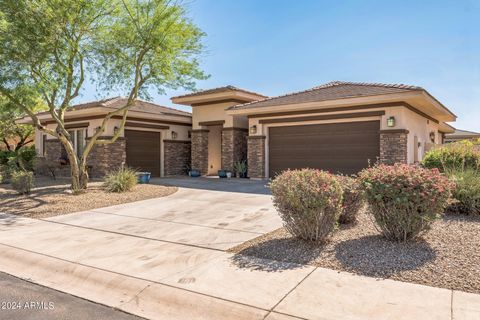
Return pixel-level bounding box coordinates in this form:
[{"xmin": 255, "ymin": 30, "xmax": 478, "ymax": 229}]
[{"xmin": 59, "ymin": 137, "xmax": 88, "ymax": 193}]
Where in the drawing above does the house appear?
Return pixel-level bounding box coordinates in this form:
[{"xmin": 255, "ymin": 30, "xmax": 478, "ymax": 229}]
[
  {"xmin": 173, "ymin": 81, "xmax": 456, "ymax": 178},
  {"xmin": 444, "ymin": 128, "xmax": 480, "ymax": 143},
  {"xmin": 22, "ymin": 81, "xmax": 457, "ymax": 179},
  {"xmin": 19, "ymin": 97, "xmax": 192, "ymax": 177}
]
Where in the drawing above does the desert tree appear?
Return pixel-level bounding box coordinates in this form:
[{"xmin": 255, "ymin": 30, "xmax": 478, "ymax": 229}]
[{"xmin": 0, "ymin": 0, "xmax": 206, "ymax": 191}]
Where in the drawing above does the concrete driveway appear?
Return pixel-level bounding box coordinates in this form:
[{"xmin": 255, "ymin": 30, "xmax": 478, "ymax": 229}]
[{"xmin": 0, "ymin": 177, "xmax": 479, "ymax": 320}]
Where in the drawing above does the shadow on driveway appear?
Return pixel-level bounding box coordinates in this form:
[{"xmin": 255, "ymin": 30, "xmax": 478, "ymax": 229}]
[
  {"xmin": 229, "ymin": 236, "xmax": 322, "ymax": 272},
  {"xmin": 151, "ymin": 176, "xmax": 271, "ymax": 195}
]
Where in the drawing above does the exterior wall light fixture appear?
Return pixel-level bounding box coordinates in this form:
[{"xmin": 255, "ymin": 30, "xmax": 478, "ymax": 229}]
[
  {"xmin": 387, "ymin": 116, "xmax": 395, "ymax": 127},
  {"xmin": 250, "ymin": 125, "xmax": 257, "ymax": 135},
  {"xmin": 114, "ymin": 126, "xmax": 120, "ymax": 134},
  {"xmin": 429, "ymin": 131, "xmax": 436, "ymax": 143},
  {"xmin": 171, "ymin": 131, "xmax": 178, "ymax": 139}
]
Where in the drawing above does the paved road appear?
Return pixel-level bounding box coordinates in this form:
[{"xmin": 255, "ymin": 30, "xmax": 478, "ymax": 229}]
[{"xmin": 0, "ymin": 272, "xmax": 144, "ymax": 320}]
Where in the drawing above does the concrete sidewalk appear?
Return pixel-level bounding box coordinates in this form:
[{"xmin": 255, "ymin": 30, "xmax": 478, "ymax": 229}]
[{"xmin": 0, "ymin": 184, "xmax": 479, "ymax": 319}]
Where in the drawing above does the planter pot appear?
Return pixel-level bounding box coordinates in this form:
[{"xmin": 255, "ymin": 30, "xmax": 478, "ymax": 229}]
[
  {"xmin": 218, "ymin": 170, "xmax": 227, "ymax": 178},
  {"xmin": 239, "ymin": 172, "xmax": 247, "ymax": 178},
  {"xmin": 136, "ymin": 172, "xmax": 151, "ymax": 184},
  {"xmin": 226, "ymin": 172, "xmax": 232, "ymax": 178},
  {"xmin": 189, "ymin": 170, "xmax": 201, "ymax": 177}
]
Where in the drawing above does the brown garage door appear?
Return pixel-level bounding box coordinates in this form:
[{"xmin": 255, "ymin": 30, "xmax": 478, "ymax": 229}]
[
  {"xmin": 269, "ymin": 121, "xmax": 380, "ymax": 176},
  {"xmin": 125, "ymin": 130, "xmax": 161, "ymax": 177}
]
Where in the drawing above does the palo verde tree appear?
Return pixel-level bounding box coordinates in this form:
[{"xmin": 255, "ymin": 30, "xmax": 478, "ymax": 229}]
[{"xmin": 0, "ymin": 0, "xmax": 206, "ymax": 191}]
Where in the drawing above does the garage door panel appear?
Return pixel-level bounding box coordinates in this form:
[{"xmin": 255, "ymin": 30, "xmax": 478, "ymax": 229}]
[
  {"xmin": 125, "ymin": 130, "xmax": 161, "ymax": 177},
  {"xmin": 268, "ymin": 121, "xmax": 380, "ymax": 176}
]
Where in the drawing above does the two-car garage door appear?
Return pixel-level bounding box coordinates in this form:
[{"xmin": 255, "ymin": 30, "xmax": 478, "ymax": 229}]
[{"xmin": 268, "ymin": 121, "xmax": 380, "ymax": 176}]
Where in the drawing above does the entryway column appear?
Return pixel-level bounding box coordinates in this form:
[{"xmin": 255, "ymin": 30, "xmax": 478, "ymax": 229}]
[
  {"xmin": 379, "ymin": 129, "xmax": 408, "ymax": 164},
  {"xmin": 221, "ymin": 128, "xmax": 248, "ymax": 172},
  {"xmin": 191, "ymin": 129, "xmax": 209, "ymax": 175},
  {"xmin": 247, "ymin": 135, "xmax": 266, "ymax": 179}
]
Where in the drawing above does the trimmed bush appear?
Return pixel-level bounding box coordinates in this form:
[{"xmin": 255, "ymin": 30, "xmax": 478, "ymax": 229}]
[
  {"xmin": 359, "ymin": 164, "xmax": 453, "ymax": 242},
  {"xmin": 448, "ymin": 169, "xmax": 480, "ymax": 215},
  {"xmin": 269, "ymin": 169, "xmax": 343, "ymax": 242},
  {"xmin": 11, "ymin": 171, "xmax": 34, "ymax": 195},
  {"xmin": 337, "ymin": 175, "xmax": 364, "ymax": 224},
  {"xmin": 103, "ymin": 167, "xmax": 137, "ymax": 193},
  {"xmin": 422, "ymin": 140, "xmax": 480, "ymax": 172}
]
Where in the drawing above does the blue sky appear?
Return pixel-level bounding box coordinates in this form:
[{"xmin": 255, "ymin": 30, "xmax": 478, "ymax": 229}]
[{"xmin": 80, "ymin": 0, "xmax": 480, "ymax": 131}]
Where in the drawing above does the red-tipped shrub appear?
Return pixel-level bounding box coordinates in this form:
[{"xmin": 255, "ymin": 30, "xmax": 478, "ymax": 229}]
[
  {"xmin": 269, "ymin": 169, "xmax": 342, "ymax": 242},
  {"xmin": 359, "ymin": 164, "xmax": 453, "ymax": 241},
  {"xmin": 337, "ymin": 175, "xmax": 364, "ymax": 224}
]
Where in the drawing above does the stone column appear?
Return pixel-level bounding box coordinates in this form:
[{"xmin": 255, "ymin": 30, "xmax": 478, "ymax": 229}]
[
  {"xmin": 164, "ymin": 140, "xmax": 191, "ymax": 176},
  {"xmin": 191, "ymin": 129, "xmax": 209, "ymax": 175},
  {"xmin": 247, "ymin": 135, "xmax": 266, "ymax": 179},
  {"xmin": 221, "ymin": 128, "xmax": 248, "ymax": 172},
  {"xmin": 379, "ymin": 130, "xmax": 408, "ymax": 165},
  {"xmin": 87, "ymin": 137, "xmax": 126, "ymax": 178}
]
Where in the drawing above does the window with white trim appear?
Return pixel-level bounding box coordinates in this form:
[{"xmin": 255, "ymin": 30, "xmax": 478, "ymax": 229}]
[{"xmin": 67, "ymin": 128, "xmax": 87, "ymax": 158}]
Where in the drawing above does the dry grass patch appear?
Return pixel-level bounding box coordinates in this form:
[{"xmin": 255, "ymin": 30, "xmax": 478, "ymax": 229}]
[
  {"xmin": 0, "ymin": 178, "xmax": 177, "ymax": 218},
  {"xmin": 229, "ymin": 210, "xmax": 480, "ymax": 294}
]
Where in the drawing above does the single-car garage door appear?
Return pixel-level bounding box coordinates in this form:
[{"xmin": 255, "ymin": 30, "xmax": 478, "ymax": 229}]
[
  {"xmin": 125, "ymin": 130, "xmax": 161, "ymax": 177},
  {"xmin": 269, "ymin": 120, "xmax": 380, "ymax": 176}
]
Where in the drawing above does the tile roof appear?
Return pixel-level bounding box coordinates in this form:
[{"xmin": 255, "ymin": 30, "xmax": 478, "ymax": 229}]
[
  {"xmin": 445, "ymin": 128, "xmax": 480, "ymax": 137},
  {"xmin": 228, "ymin": 81, "xmax": 424, "ymax": 110},
  {"xmin": 38, "ymin": 97, "xmax": 191, "ymax": 117},
  {"xmin": 171, "ymin": 85, "xmax": 267, "ymax": 99}
]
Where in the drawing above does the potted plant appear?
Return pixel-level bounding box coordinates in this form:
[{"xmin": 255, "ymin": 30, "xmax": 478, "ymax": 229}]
[
  {"xmin": 136, "ymin": 172, "xmax": 151, "ymax": 184},
  {"xmin": 189, "ymin": 169, "xmax": 201, "ymax": 177},
  {"xmin": 218, "ymin": 169, "xmax": 227, "ymax": 178},
  {"xmin": 233, "ymin": 160, "xmax": 247, "ymax": 178}
]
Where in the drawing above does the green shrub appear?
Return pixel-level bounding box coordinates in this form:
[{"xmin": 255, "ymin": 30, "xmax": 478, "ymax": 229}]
[
  {"xmin": 448, "ymin": 169, "xmax": 480, "ymax": 215},
  {"xmin": 103, "ymin": 167, "xmax": 138, "ymax": 193},
  {"xmin": 359, "ymin": 164, "xmax": 453, "ymax": 242},
  {"xmin": 336, "ymin": 175, "xmax": 364, "ymax": 224},
  {"xmin": 269, "ymin": 169, "xmax": 343, "ymax": 242},
  {"xmin": 0, "ymin": 150, "xmax": 15, "ymax": 165},
  {"xmin": 233, "ymin": 160, "xmax": 247, "ymax": 178},
  {"xmin": 11, "ymin": 171, "xmax": 34, "ymax": 195},
  {"xmin": 0, "ymin": 147, "xmax": 36, "ymax": 172},
  {"xmin": 422, "ymin": 140, "xmax": 480, "ymax": 172}
]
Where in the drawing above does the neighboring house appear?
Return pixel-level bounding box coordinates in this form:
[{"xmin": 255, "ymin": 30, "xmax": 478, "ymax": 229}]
[
  {"xmin": 173, "ymin": 81, "xmax": 456, "ymax": 178},
  {"xmin": 18, "ymin": 97, "xmax": 192, "ymax": 177},
  {"xmin": 444, "ymin": 128, "xmax": 480, "ymax": 143},
  {"xmin": 21, "ymin": 81, "xmax": 458, "ymax": 179}
]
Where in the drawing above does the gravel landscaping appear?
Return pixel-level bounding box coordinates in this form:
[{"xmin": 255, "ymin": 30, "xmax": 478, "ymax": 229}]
[
  {"xmin": 0, "ymin": 177, "xmax": 177, "ymax": 218},
  {"xmin": 229, "ymin": 209, "xmax": 480, "ymax": 294}
]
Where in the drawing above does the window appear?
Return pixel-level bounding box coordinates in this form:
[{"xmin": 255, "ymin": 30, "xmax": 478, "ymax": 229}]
[{"xmin": 67, "ymin": 128, "xmax": 87, "ymax": 158}]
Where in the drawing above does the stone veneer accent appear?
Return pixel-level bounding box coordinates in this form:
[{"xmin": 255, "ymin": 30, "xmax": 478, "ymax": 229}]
[
  {"xmin": 379, "ymin": 130, "xmax": 408, "ymax": 165},
  {"xmin": 42, "ymin": 137, "xmax": 126, "ymax": 178},
  {"xmin": 221, "ymin": 128, "xmax": 248, "ymax": 173},
  {"xmin": 191, "ymin": 129, "xmax": 209, "ymax": 175},
  {"xmin": 164, "ymin": 140, "xmax": 191, "ymax": 176},
  {"xmin": 86, "ymin": 137, "xmax": 126, "ymax": 177},
  {"xmin": 45, "ymin": 139, "xmax": 62, "ymax": 162},
  {"xmin": 247, "ymin": 135, "xmax": 266, "ymax": 179}
]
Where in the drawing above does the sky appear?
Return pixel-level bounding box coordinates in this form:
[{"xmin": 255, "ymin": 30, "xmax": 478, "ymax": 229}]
[{"xmin": 79, "ymin": 0, "xmax": 480, "ymax": 131}]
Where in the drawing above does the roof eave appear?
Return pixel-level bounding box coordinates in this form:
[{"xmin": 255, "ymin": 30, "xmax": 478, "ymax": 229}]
[{"xmin": 172, "ymin": 90, "xmax": 265, "ymax": 106}]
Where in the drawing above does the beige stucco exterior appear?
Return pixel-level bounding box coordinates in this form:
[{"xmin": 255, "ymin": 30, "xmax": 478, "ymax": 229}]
[{"xmin": 32, "ymin": 107, "xmax": 191, "ymax": 177}]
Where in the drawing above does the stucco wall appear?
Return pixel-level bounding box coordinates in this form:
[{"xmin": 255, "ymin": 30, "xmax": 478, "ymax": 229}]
[{"xmin": 192, "ymin": 102, "xmax": 248, "ymax": 129}]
